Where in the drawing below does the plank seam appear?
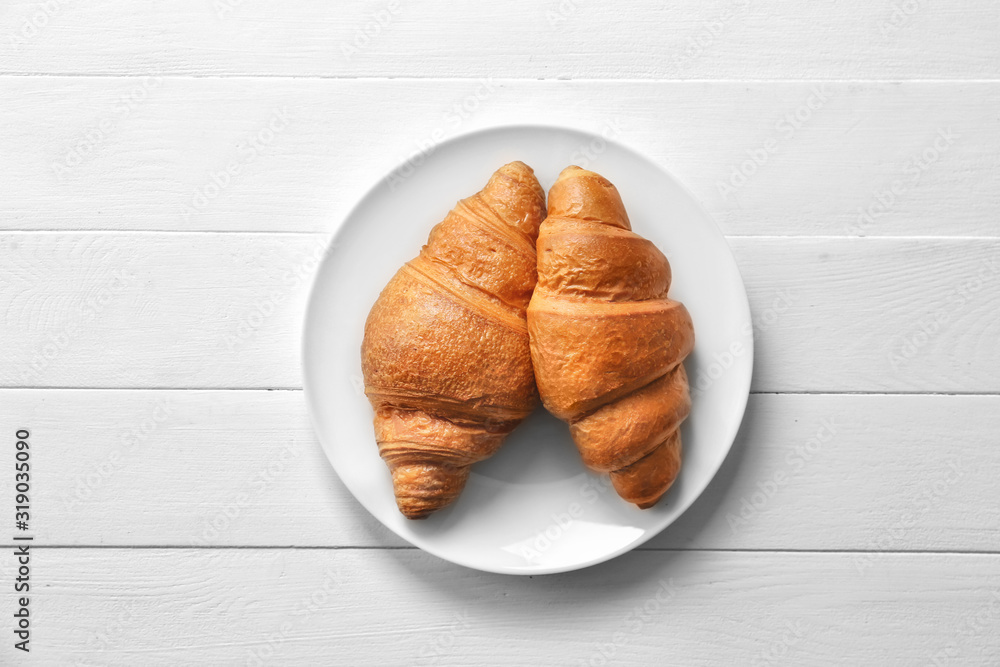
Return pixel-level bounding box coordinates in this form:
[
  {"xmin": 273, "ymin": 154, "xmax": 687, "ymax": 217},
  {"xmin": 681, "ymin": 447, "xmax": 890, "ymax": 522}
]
[{"xmin": 2, "ymin": 73, "xmax": 1000, "ymax": 82}]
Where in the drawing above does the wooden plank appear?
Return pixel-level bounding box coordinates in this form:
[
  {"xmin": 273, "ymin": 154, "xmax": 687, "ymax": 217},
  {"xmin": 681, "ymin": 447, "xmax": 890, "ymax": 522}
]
[
  {"xmin": 658, "ymin": 394, "xmax": 1000, "ymax": 554},
  {"xmin": 3, "ymin": 388, "xmax": 403, "ymax": 548},
  {"xmin": 3, "ymin": 390, "xmax": 997, "ymax": 552},
  {"xmin": 1, "ymin": 234, "xmax": 997, "ymax": 392},
  {"xmin": 0, "ymin": 232, "xmax": 326, "ymax": 389},
  {"xmin": 1, "ymin": 1, "xmax": 998, "ymax": 79},
  {"xmin": 2, "ymin": 78, "xmax": 997, "ymax": 236},
  {"xmin": 2, "ymin": 548, "xmax": 998, "ymax": 665}
]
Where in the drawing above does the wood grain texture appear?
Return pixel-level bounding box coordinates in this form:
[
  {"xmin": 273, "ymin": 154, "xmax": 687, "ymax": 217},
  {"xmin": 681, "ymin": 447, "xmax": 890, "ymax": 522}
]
[
  {"xmin": 2, "ymin": 78, "xmax": 997, "ymax": 236},
  {"xmin": 2, "ymin": 233, "xmax": 997, "ymax": 392},
  {"xmin": 2, "ymin": 390, "xmax": 997, "ymax": 551},
  {"xmin": 0, "ymin": 232, "xmax": 326, "ymax": 389},
  {"xmin": 1, "ymin": 0, "xmax": 998, "ymax": 79},
  {"xmin": 2, "ymin": 548, "xmax": 998, "ymax": 665},
  {"xmin": 3, "ymin": 2, "xmax": 996, "ymax": 661}
]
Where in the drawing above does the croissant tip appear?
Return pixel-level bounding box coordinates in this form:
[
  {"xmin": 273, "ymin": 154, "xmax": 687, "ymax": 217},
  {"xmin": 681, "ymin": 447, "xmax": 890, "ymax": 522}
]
[
  {"xmin": 385, "ymin": 461, "xmax": 472, "ymax": 520},
  {"xmin": 559, "ymin": 165, "xmax": 616, "ymax": 185},
  {"xmin": 502, "ymin": 160, "xmax": 532, "ymax": 170},
  {"xmin": 496, "ymin": 161, "xmax": 536, "ymax": 179},
  {"xmin": 610, "ymin": 477, "xmax": 671, "ymax": 510},
  {"xmin": 556, "ymin": 164, "xmax": 614, "ymax": 185},
  {"xmin": 395, "ymin": 493, "xmax": 452, "ymax": 520},
  {"xmin": 557, "ymin": 165, "xmax": 587, "ymax": 178},
  {"xmin": 400, "ymin": 506, "xmax": 433, "ymax": 520},
  {"xmin": 546, "ymin": 165, "xmax": 629, "ymax": 229}
]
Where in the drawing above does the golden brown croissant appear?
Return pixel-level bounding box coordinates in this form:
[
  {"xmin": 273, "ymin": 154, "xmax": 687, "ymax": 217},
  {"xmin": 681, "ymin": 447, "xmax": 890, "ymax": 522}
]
[
  {"xmin": 527, "ymin": 166, "xmax": 695, "ymax": 509},
  {"xmin": 361, "ymin": 162, "xmax": 545, "ymax": 519}
]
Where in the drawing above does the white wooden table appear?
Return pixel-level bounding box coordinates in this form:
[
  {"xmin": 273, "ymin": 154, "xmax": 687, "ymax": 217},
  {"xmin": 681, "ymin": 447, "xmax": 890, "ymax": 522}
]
[{"xmin": 2, "ymin": 2, "xmax": 999, "ymax": 664}]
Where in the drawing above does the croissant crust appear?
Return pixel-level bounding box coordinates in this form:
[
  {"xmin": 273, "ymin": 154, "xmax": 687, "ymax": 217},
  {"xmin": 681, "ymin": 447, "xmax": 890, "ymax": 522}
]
[
  {"xmin": 362, "ymin": 162, "xmax": 545, "ymax": 518},
  {"xmin": 527, "ymin": 166, "xmax": 695, "ymax": 509}
]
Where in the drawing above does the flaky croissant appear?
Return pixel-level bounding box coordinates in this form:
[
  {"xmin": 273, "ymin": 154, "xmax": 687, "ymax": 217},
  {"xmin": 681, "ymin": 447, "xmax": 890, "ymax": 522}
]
[
  {"xmin": 527, "ymin": 166, "xmax": 695, "ymax": 509},
  {"xmin": 361, "ymin": 162, "xmax": 545, "ymax": 519}
]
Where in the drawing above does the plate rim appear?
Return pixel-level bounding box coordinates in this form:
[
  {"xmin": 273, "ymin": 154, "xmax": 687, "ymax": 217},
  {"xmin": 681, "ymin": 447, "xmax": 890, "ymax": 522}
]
[{"xmin": 302, "ymin": 122, "xmax": 754, "ymax": 575}]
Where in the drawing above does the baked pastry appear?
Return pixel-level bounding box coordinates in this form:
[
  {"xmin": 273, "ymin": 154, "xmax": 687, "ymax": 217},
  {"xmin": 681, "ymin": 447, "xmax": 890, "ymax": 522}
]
[
  {"xmin": 526, "ymin": 166, "xmax": 695, "ymax": 509},
  {"xmin": 361, "ymin": 162, "xmax": 545, "ymax": 519}
]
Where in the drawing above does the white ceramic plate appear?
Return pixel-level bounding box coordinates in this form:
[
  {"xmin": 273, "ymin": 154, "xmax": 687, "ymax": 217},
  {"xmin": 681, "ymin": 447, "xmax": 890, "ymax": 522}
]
[{"xmin": 303, "ymin": 125, "xmax": 753, "ymax": 575}]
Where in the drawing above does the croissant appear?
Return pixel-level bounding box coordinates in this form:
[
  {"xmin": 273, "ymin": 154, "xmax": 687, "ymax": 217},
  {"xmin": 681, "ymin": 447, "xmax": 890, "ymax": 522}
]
[
  {"xmin": 526, "ymin": 166, "xmax": 695, "ymax": 509},
  {"xmin": 361, "ymin": 162, "xmax": 545, "ymax": 519}
]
